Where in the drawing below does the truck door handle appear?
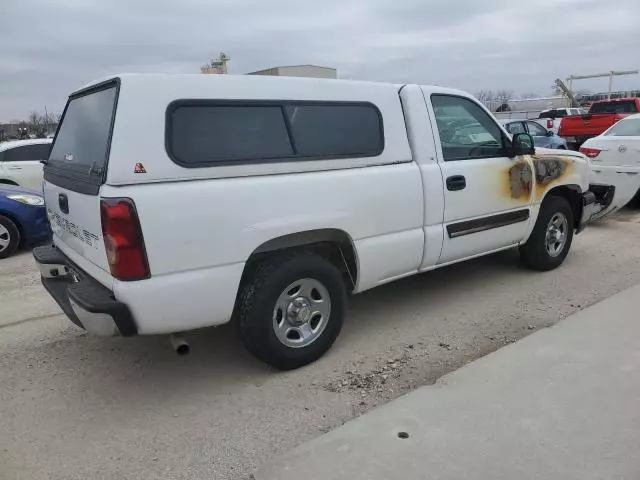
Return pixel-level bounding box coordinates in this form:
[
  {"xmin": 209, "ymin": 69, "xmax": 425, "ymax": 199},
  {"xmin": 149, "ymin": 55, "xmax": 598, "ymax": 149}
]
[
  {"xmin": 446, "ymin": 175, "xmax": 466, "ymax": 191},
  {"xmin": 7, "ymin": 166, "xmax": 22, "ymax": 171}
]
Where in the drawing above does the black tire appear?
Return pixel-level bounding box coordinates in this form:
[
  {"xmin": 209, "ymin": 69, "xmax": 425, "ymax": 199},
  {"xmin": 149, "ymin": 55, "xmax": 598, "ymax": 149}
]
[
  {"xmin": 0, "ymin": 215, "xmax": 20, "ymax": 259},
  {"xmin": 237, "ymin": 250, "xmax": 347, "ymax": 370},
  {"xmin": 520, "ymin": 195, "xmax": 574, "ymax": 271}
]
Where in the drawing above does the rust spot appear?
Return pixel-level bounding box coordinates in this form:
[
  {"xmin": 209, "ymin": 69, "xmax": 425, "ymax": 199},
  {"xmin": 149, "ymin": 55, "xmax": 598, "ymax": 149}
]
[{"xmin": 507, "ymin": 160, "xmax": 533, "ymax": 200}]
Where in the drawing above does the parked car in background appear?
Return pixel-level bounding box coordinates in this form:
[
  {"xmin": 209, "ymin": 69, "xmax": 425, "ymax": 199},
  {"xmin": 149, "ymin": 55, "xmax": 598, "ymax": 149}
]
[
  {"xmin": 559, "ymin": 98, "xmax": 640, "ymax": 148},
  {"xmin": 535, "ymin": 107, "xmax": 586, "ymax": 135},
  {"xmin": 580, "ymin": 113, "xmax": 640, "ymax": 216},
  {"xmin": 0, "ymin": 184, "xmax": 49, "ymax": 259},
  {"xmin": 501, "ymin": 120, "xmax": 568, "ymax": 149},
  {"xmin": 0, "ymin": 139, "xmax": 52, "ymax": 191}
]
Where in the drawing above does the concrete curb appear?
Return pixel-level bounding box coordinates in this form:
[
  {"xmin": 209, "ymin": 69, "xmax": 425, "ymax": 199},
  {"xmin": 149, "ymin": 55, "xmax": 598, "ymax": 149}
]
[{"xmin": 255, "ymin": 283, "xmax": 640, "ymax": 480}]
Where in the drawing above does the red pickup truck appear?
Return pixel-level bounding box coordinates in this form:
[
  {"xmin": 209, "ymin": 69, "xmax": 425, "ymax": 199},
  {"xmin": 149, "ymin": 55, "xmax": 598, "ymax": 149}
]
[{"xmin": 558, "ymin": 98, "xmax": 640, "ymax": 148}]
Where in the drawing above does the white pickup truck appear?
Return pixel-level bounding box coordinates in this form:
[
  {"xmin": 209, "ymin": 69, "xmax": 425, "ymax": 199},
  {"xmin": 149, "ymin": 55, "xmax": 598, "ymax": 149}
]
[
  {"xmin": 535, "ymin": 107, "xmax": 586, "ymax": 135},
  {"xmin": 33, "ymin": 74, "xmax": 631, "ymax": 369}
]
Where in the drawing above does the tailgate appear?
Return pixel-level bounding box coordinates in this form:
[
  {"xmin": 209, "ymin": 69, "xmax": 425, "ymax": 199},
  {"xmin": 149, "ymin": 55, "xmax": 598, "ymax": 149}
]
[
  {"xmin": 45, "ymin": 181, "xmax": 109, "ymax": 272},
  {"xmin": 43, "ymin": 80, "xmax": 119, "ymax": 282}
]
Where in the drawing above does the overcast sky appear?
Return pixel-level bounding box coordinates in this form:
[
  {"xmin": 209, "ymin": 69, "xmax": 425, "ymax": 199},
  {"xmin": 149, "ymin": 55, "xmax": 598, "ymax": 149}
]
[{"xmin": 1, "ymin": 0, "xmax": 638, "ymax": 121}]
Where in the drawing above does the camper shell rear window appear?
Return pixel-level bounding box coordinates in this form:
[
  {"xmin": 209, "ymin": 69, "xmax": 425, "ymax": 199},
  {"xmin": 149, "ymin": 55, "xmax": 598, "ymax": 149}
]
[{"xmin": 45, "ymin": 79, "xmax": 119, "ymax": 194}]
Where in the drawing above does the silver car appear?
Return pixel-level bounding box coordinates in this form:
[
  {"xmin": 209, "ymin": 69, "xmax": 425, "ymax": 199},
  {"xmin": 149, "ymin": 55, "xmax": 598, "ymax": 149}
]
[{"xmin": 500, "ymin": 120, "xmax": 568, "ymax": 149}]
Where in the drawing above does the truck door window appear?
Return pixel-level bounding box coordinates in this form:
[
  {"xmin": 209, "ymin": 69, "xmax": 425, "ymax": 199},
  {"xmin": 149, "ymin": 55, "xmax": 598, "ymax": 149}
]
[{"xmin": 431, "ymin": 95, "xmax": 504, "ymax": 161}]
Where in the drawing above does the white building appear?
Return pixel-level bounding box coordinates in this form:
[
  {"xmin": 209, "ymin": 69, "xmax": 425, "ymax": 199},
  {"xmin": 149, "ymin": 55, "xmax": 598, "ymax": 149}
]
[{"xmin": 247, "ymin": 65, "xmax": 337, "ymax": 79}]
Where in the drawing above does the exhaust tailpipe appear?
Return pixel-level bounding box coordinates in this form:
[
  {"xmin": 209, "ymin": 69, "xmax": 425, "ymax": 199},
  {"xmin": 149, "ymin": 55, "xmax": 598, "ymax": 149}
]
[{"xmin": 170, "ymin": 334, "xmax": 190, "ymax": 356}]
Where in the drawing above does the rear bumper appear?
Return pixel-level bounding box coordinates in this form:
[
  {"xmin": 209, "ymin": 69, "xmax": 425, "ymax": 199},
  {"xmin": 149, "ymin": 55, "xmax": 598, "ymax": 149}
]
[{"xmin": 33, "ymin": 245, "xmax": 137, "ymax": 336}]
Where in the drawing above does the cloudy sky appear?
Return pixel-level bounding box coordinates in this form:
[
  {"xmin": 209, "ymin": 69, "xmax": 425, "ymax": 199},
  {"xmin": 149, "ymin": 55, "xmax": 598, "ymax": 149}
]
[{"xmin": 1, "ymin": 0, "xmax": 638, "ymax": 121}]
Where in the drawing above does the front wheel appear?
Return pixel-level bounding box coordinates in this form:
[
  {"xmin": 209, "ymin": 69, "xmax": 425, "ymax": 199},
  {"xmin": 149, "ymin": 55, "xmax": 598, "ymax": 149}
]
[
  {"xmin": 237, "ymin": 250, "xmax": 347, "ymax": 370},
  {"xmin": 0, "ymin": 215, "xmax": 20, "ymax": 259},
  {"xmin": 520, "ymin": 196, "xmax": 574, "ymax": 271}
]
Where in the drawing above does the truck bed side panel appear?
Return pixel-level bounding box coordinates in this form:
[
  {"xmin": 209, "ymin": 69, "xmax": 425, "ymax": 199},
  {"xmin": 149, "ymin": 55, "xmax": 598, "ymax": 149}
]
[{"xmin": 101, "ymin": 161, "xmax": 425, "ymax": 295}]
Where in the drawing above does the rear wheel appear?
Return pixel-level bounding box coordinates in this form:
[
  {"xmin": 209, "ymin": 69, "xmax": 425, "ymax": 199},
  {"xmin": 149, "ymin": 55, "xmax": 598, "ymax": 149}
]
[
  {"xmin": 520, "ymin": 196, "xmax": 574, "ymax": 271},
  {"xmin": 0, "ymin": 215, "xmax": 20, "ymax": 259},
  {"xmin": 237, "ymin": 250, "xmax": 347, "ymax": 370}
]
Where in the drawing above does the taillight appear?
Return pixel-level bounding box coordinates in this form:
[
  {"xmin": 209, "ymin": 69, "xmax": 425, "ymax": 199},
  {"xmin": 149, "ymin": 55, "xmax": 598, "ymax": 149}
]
[
  {"xmin": 100, "ymin": 198, "xmax": 149, "ymax": 281},
  {"xmin": 579, "ymin": 147, "xmax": 601, "ymax": 159},
  {"xmin": 547, "ymin": 119, "xmax": 553, "ymax": 129}
]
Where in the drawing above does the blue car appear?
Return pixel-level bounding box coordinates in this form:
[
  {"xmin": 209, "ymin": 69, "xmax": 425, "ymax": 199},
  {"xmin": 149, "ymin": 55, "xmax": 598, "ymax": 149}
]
[
  {"xmin": 0, "ymin": 184, "xmax": 50, "ymax": 258},
  {"xmin": 501, "ymin": 120, "xmax": 568, "ymax": 149}
]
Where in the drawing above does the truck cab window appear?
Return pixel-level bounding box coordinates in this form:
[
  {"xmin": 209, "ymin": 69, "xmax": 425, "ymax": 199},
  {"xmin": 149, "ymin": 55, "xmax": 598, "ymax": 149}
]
[{"xmin": 432, "ymin": 95, "xmax": 505, "ymax": 161}]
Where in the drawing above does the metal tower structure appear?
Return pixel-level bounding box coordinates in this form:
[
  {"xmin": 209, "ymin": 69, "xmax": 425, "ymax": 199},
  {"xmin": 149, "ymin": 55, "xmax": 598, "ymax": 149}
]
[{"xmin": 201, "ymin": 53, "xmax": 230, "ymax": 74}]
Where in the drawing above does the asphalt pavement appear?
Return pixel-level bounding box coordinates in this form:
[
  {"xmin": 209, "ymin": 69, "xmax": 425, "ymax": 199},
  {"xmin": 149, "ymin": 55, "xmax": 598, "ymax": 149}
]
[{"xmin": 1, "ymin": 209, "xmax": 640, "ymax": 479}]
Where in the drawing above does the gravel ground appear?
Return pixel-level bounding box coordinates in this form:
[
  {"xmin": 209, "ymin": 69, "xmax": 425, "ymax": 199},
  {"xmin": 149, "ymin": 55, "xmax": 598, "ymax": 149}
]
[{"xmin": 2, "ymin": 208, "xmax": 640, "ymax": 480}]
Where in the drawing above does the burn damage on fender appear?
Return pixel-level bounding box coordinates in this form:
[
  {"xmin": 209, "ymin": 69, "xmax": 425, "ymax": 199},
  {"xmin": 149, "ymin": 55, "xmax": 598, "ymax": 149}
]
[
  {"xmin": 507, "ymin": 155, "xmax": 572, "ymax": 200},
  {"xmin": 508, "ymin": 161, "xmax": 533, "ymax": 200},
  {"xmin": 533, "ymin": 156, "xmax": 568, "ymax": 185}
]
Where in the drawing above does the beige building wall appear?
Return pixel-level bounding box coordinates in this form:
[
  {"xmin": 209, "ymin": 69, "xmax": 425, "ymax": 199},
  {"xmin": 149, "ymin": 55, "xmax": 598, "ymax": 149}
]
[{"xmin": 248, "ymin": 65, "xmax": 337, "ymax": 79}]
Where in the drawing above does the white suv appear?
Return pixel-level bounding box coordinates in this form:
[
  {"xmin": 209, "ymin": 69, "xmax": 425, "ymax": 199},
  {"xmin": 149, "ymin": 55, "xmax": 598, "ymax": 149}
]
[{"xmin": 33, "ymin": 74, "xmax": 633, "ymax": 369}]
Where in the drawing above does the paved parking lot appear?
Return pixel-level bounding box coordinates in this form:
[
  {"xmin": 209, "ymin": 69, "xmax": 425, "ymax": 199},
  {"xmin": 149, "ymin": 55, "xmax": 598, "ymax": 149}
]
[{"xmin": 2, "ymin": 208, "xmax": 640, "ymax": 480}]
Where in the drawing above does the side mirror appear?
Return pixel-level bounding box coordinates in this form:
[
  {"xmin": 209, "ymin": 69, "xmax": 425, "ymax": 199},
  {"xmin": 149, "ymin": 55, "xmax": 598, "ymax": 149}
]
[
  {"xmin": 546, "ymin": 130, "xmax": 555, "ymax": 137},
  {"xmin": 511, "ymin": 132, "xmax": 535, "ymax": 156}
]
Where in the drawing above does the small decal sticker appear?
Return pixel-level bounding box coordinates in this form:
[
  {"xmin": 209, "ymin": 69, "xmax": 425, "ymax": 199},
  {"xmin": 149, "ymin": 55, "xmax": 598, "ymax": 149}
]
[{"xmin": 134, "ymin": 163, "xmax": 147, "ymax": 173}]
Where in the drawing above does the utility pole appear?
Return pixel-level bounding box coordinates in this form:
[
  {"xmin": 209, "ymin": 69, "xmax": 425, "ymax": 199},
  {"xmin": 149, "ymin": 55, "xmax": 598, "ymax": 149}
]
[{"xmin": 567, "ymin": 70, "xmax": 639, "ymax": 100}]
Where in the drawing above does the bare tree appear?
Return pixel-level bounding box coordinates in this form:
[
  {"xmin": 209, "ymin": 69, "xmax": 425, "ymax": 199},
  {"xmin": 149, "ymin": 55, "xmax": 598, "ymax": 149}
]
[
  {"xmin": 26, "ymin": 110, "xmax": 51, "ymax": 138},
  {"xmin": 28, "ymin": 111, "xmax": 40, "ymax": 130},
  {"xmin": 475, "ymin": 89, "xmax": 495, "ymax": 102},
  {"xmin": 495, "ymin": 89, "xmax": 514, "ymax": 104}
]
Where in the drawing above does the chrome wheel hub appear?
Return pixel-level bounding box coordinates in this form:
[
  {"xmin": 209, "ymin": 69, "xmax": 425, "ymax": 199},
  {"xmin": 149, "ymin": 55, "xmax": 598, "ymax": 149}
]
[
  {"xmin": 0, "ymin": 224, "xmax": 10, "ymax": 252},
  {"xmin": 545, "ymin": 212, "xmax": 568, "ymax": 257},
  {"xmin": 273, "ymin": 278, "xmax": 331, "ymax": 348},
  {"xmin": 287, "ymin": 297, "xmax": 312, "ymax": 325}
]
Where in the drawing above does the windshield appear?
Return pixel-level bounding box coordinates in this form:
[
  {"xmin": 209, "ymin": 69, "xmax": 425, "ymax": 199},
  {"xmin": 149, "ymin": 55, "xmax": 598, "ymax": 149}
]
[
  {"xmin": 589, "ymin": 101, "xmax": 638, "ymax": 114},
  {"xmin": 603, "ymin": 118, "xmax": 640, "ymax": 136},
  {"xmin": 49, "ymin": 84, "xmax": 117, "ymax": 181}
]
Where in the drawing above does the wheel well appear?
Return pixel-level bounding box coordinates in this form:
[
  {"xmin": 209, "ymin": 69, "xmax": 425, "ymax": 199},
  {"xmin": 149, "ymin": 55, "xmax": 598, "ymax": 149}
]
[
  {"xmin": 244, "ymin": 229, "xmax": 358, "ymax": 291},
  {"xmin": 0, "ymin": 179, "xmax": 19, "ymax": 186},
  {"xmin": 545, "ymin": 185, "xmax": 582, "ymax": 228},
  {"xmin": 0, "ymin": 211, "xmax": 24, "ymax": 247}
]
